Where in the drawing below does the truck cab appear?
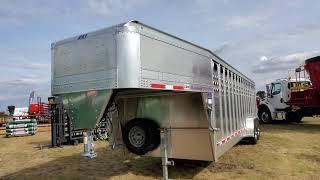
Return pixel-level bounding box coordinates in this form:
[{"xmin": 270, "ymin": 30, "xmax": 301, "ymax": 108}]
[
  {"xmin": 258, "ymin": 78, "xmax": 310, "ymax": 123},
  {"xmin": 258, "ymin": 79, "xmax": 289, "ymax": 123}
]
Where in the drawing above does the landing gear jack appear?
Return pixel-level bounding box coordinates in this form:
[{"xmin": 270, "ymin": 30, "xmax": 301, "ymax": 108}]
[
  {"xmin": 82, "ymin": 129, "xmax": 97, "ymax": 158},
  {"xmin": 161, "ymin": 128, "xmax": 174, "ymax": 180}
]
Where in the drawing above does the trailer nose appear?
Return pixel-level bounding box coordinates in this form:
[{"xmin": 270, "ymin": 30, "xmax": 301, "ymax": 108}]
[{"xmin": 60, "ymin": 90, "xmax": 113, "ymax": 129}]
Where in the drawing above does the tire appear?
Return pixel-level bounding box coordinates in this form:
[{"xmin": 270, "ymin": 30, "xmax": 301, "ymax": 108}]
[
  {"xmin": 248, "ymin": 119, "xmax": 260, "ymax": 144},
  {"xmin": 258, "ymin": 108, "xmax": 272, "ymax": 123},
  {"xmin": 286, "ymin": 112, "xmax": 303, "ymax": 122},
  {"xmin": 294, "ymin": 116, "xmax": 303, "ymax": 122},
  {"xmin": 123, "ymin": 119, "xmax": 160, "ymax": 155}
]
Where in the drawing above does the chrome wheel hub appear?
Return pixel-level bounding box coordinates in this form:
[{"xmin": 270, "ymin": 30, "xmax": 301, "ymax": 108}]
[{"xmin": 128, "ymin": 126, "xmax": 146, "ymax": 148}]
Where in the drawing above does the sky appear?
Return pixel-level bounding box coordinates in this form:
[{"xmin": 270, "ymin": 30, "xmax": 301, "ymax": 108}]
[{"xmin": 1, "ymin": 0, "xmax": 320, "ymax": 111}]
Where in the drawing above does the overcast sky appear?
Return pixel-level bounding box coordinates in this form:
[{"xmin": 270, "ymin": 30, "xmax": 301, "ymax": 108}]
[{"xmin": 1, "ymin": 0, "xmax": 320, "ymax": 110}]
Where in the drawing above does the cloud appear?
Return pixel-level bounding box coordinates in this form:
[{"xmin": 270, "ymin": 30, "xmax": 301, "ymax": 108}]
[
  {"xmin": 193, "ymin": 0, "xmax": 276, "ymax": 28},
  {"xmin": 225, "ymin": 15, "xmax": 269, "ymax": 28},
  {"xmin": 213, "ymin": 42, "xmax": 233, "ymax": 54},
  {"xmin": 0, "ymin": 76, "xmax": 50, "ymax": 110},
  {"xmin": 0, "ymin": 1, "xmax": 60, "ymax": 26},
  {"xmin": 0, "ymin": 0, "xmax": 148, "ymax": 27},
  {"xmin": 0, "ymin": 47, "xmax": 50, "ymax": 110},
  {"xmin": 0, "ymin": 48, "xmax": 50, "ymax": 72},
  {"xmin": 252, "ymin": 50, "xmax": 320, "ymax": 74},
  {"xmin": 213, "ymin": 23, "xmax": 320, "ymax": 90},
  {"xmin": 260, "ymin": 56, "xmax": 268, "ymax": 62},
  {"xmin": 1, "ymin": 78, "xmax": 41, "ymax": 86},
  {"xmin": 0, "ymin": 62, "xmax": 49, "ymax": 70},
  {"xmin": 86, "ymin": 0, "xmax": 148, "ymax": 16}
]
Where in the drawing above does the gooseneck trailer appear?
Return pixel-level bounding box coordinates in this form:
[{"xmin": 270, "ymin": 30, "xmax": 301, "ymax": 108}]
[{"xmin": 51, "ymin": 20, "xmax": 259, "ymax": 179}]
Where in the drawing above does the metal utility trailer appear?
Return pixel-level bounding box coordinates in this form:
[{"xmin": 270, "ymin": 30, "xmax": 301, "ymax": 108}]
[{"xmin": 51, "ymin": 20, "xmax": 259, "ymax": 179}]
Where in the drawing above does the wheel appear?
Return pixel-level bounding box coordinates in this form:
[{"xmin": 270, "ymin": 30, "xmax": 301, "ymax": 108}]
[
  {"xmin": 93, "ymin": 136, "xmax": 97, "ymax": 141},
  {"xmin": 249, "ymin": 119, "xmax": 260, "ymax": 144},
  {"xmin": 123, "ymin": 119, "xmax": 160, "ymax": 155},
  {"xmin": 292, "ymin": 115, "xmax": 303, "ymax": 122},
  {"xmin": 258, "ymin": 108, "xmax": 272, "ymax": 123}
]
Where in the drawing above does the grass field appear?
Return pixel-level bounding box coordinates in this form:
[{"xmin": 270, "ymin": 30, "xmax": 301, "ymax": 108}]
[{"xmin": 1, "ymin": 118, "xmax": 320, "ymax": 179}]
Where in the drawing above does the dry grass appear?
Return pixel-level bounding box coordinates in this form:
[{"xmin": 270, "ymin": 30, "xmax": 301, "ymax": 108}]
[{"xmin": 1, "ymin": 118, "xmax": 320, "ymax": 179}]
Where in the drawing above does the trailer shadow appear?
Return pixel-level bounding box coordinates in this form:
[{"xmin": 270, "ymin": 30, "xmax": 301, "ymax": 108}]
[{"xmin": 2, "ymin": 146, "xmax": 209, "ymax": 179}]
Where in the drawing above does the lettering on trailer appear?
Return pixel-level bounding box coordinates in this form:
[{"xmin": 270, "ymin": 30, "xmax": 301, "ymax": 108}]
[{"xmin": 78, "ymin": 34, "xmax": 88, "ymax": 40}]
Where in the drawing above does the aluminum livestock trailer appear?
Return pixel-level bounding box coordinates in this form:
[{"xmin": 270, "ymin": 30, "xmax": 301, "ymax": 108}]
[{"xmin": 51, "ymin": 20, "xmax": 259, "ymax": 179}]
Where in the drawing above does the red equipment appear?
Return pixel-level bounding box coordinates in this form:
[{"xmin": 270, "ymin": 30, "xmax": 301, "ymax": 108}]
[
  {"xmin": 305, "ymin": 56, "xmax": 320, "ymax": 90},
  {"xmin": 28, "ymin": 95, "xmax": 50, "ymax": 123},
  {"xmin": 29, "ymin": 103, "xmax": 49, "ymax": 117},
  {"xmin": 288, "ymin": 56, "xmax": 320, "ymax": 108}
]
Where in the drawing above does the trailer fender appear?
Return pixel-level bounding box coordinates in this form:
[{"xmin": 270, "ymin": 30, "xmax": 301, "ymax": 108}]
[{"xmin": 243, "ymin": 117, "xmax": 260, "ymax": 144}]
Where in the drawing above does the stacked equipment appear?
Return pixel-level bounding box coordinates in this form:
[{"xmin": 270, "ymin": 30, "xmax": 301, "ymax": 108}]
[{"xmin": 5, "ymin": 119, "xmax": 37, "ymax": 137}]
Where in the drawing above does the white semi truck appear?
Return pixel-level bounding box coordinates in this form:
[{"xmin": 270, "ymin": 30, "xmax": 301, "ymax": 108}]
[
  {"xmin": 51, "ymin": 20, "xmax": 259, "ymax": 179},
  {"xmin": 258, "ymin": 77, "xmax": 310, "ymax": 123},
  {"xmin": 258, "ymin": 59, "xmax": 320, "ymax": 124}
]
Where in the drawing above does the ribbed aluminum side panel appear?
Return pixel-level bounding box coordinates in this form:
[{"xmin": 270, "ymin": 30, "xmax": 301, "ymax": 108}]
[
  {"xmin": 139, "ymin": 34, "xmax": 212, "ymax": 91},
  {"xmin": 210, "ymin": 60, "xmax": 257, "ymax": 160}
]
